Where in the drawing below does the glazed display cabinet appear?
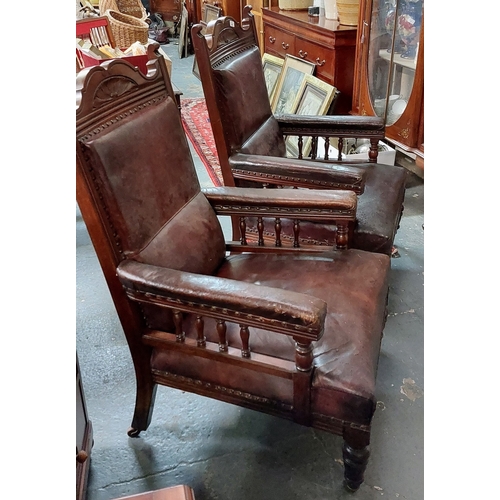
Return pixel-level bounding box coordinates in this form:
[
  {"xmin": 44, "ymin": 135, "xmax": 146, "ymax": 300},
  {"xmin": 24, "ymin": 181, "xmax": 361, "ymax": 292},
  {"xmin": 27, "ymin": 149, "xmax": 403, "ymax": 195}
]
[{"xmin": 352, "ymin": 0, "xmax": 423, "ymax": 161}]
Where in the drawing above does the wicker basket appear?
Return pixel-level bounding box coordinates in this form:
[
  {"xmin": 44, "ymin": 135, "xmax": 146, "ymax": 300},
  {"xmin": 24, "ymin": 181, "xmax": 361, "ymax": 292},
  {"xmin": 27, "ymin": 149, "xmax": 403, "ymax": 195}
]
[
  {"xmin": 337, "ymin": 0, "xmax": 360, "ymax": 26},
  {"xmin": 105, "ymin": 9, "xmax": 149, "ymax": 47},
  {"xmin": 278, "ymin": 0, "xmax": 309, "ymax": 10},
  {"xmin": 99, "ymin": 0, "xmax": 148, "ymax": 22}
]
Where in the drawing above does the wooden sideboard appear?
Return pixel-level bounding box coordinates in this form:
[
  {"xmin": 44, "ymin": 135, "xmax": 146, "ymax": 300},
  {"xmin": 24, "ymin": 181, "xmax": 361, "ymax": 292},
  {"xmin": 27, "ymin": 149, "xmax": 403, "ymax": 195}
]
[
  {"xmin": 150, "ymin": 0, "xmax": 183, "ymax": 22},
  {"xmin": 112, "ymin": 485, "xmax": 196, "ymax": 499},
  {"xmin": 196, "ymin": 0, "xmax": 243, "ymax": 24},
  {"xmin": 262, "ymin": 7, "xmax": 357, "ymax": 114}
]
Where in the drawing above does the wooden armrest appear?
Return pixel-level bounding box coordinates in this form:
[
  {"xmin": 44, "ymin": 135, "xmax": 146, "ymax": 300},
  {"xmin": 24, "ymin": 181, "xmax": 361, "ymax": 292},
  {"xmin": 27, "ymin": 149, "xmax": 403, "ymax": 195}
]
[
  {"xmin": 275, "ymin": 114, "xmax": 385, "ymax": 138},
  {"xmin": 202, "ymin": 186, "xmax": 357, "ymax": 222},
  {"xmin": 117, "ymin": 261, "xmax": 326, "ymax": 342},
  {"xmin": 228, "ymin": 153, "xmax": 366, "ymax": 194}
]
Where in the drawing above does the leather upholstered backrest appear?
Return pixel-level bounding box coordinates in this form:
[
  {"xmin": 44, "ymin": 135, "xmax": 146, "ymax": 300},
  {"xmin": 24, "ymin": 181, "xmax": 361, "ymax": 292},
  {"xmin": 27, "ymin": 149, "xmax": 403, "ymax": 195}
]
[
  {"xmin": 210, "ymin": 44, "xmax": 286, "ymax": 157},
  {"xmin": 80, "ymin": 94, "xmax": 226, "ymax": 276}
]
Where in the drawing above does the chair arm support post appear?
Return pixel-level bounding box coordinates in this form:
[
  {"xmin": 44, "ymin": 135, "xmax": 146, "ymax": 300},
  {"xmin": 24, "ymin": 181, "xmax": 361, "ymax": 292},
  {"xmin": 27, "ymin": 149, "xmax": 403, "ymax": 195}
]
[{"xmin": 293, "ymin": 341, "xmax": 314, "ymax": 425}]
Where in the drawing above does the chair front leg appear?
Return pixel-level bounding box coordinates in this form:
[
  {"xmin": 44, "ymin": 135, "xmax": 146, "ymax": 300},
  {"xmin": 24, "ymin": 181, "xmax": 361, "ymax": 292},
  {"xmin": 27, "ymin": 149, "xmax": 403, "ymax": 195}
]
[
  {"xmin": 342, "ymin": 426, "xmax": 371, "ymax": 491},
  {"xmin": 128, "ymin": 376, "xmax": 157, "ymax": 437}
]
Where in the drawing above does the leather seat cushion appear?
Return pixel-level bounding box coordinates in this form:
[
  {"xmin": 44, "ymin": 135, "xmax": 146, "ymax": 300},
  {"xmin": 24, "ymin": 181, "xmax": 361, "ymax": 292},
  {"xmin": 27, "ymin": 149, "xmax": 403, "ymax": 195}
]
[{"xmin": 151, "ymin": 249, "xmax": 390, "ymax": 425}]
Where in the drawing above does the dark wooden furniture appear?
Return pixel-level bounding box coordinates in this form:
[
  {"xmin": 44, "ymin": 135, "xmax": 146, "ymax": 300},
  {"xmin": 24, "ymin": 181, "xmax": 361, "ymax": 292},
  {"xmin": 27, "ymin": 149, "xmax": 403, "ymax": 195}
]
[
  {"xmin": 192, "ymin": 8, "xmax": 407, "ymax": 256},
  {"xmin": 262, "ymin": 6, "xmax": 357, "ymax": 114},
  {"xmin": 196, "ymin": 0, "xmax": 242, "ymax": 24},
  {"xmin": 77, "ymin": 355, "xmax": 93, "ymax": 500},
  {"xmin": 76, "ymin": 52, "xmax": 392, "ymax": 491},
  {"xmin": 351, "ymin": 0, "xmax": 424, "ymax": 164},
  {"xmin": 113, "ymin": 485, "xmax": 196, "ymax": 499},
  {"xmin": 149, "ymin": 0, "xmax": 183, "ymax": 23}
]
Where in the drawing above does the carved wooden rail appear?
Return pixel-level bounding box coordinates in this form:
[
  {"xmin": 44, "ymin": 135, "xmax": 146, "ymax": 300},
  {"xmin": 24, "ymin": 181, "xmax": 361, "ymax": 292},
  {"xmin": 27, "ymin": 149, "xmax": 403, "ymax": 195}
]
[
  {"xmin": 147, "ymin": 309, "xmax": 314, "ymax": 373},
  {"xmin": 237, "ymin": 215, "xmax": 349, "ymax": 250},
  {"xmin": 239, "ymin": 216, "xmax": 297, "ymax": 247},
  {"xmin": 151, "ymin": 308, "xmax": 316, "ymax": 425}
]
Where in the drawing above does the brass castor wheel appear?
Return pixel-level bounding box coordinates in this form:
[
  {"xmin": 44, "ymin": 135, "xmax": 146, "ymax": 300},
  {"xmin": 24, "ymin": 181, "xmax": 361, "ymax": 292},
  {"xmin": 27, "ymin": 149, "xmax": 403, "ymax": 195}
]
[{"xmin": 127, "ymin": 427, "xmax": 141, "ymax": 437}]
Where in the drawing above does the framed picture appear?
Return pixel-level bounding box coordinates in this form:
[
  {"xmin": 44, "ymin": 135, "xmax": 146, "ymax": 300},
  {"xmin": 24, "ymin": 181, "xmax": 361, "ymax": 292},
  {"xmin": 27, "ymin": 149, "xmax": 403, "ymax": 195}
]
[
  {"xmin": 178, "ymin": 4, "xmax": 189, "ymax": 59},
  {"xmin": 270, "ymin": 54, "xmax": 315, "ymax": 114},
  {"xmin": 192, "ymin": 21, "xmax": 207, "ymax": 80},
  {"xmin": 203, "ymin": 4, "xmax": 222, "ymax": 23},
  {"xmin": 262, "ymin": 53, "xmax": 284, "ymax": 103},
  {"xmin": 285, "ymin": 75, "xmax": 337, "ymax": 158}
]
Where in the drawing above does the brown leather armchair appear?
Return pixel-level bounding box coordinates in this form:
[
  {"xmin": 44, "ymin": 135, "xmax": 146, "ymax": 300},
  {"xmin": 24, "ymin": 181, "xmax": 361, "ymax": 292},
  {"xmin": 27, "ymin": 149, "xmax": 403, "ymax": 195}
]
[
  {"xmin": 76, "ymin": 52, "xmax": 391, "ymax": 491},
  {"xmin": 191, "ymin": 6, "xmax": 407, "ymax": 256}
]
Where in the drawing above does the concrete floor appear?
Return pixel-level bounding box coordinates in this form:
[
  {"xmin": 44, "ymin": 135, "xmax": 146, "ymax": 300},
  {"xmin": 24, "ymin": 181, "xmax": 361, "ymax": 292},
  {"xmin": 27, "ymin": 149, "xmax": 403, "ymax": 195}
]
[{"xmin": 76, "ymin": 39, "xmax": 424, "ymax": 500}]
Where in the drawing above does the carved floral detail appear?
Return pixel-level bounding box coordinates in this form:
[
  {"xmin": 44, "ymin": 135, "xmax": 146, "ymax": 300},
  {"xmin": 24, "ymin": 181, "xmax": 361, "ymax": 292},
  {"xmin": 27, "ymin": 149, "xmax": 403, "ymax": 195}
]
[
  {"xmin": 94, "ymin": 76, "xmax": 137, "ymax": 106},
  {"xmin": 399, "ymin": 127, "xmax": 410, "ymax": 139}
]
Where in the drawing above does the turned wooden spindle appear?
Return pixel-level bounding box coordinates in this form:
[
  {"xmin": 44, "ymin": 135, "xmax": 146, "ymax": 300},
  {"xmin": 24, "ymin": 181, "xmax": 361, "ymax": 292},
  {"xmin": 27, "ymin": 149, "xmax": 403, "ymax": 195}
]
[
  {"xmin": 298, "ymin": 135, "xmax": 303, "ymax": 159},
  {"xmin": 257, "ymin": 217, "xmax": 264, "ymax": 246},
  {"xmin": 239, "ymin": 217, "xmax": 247, "ymax": 245},
  {"xmin": 217, "ymin": 319, "xmax": 228, "ymax": 352},
  {"xmin": 173, "ymin": 310, "xmax": 185, "ymax": 342},
  {"xmin": 195, "ymin": 315, "xmax": 206, "ymax": 347},
  {"xmin": 311, "ymin": 136, "xmax": 318, "ymax": 160},
  {"xmin": 369, "ymin": 138, "xmax": 378, "ymax": 162},
  {"xmin": 324, "ymin": 137, "xmax": 330, "ymax": 160},
  {"xmin": 295, "ymin": 341, "xmax": 313, "ymax": 372},
  {"xmin": 293, "ymin": 219, "xmax": 300, "ymax": 248},
  {"xmin": 293, "ymin": 340, "xmax": 314, "ymax": 425},
  {"xmin": 337, "ymin": 138, "xmax": 344, "ymax": 160},
  {"xmin": 239, "ymin": 325, "xmax": 250, "ymax": 358},
  {"xmin": 336, "ymin": 221, "xmax": 349, "ymax": 249},
  {"xmin": 275, "ymin": 217, "xmax": 282, "ymax": 247}
]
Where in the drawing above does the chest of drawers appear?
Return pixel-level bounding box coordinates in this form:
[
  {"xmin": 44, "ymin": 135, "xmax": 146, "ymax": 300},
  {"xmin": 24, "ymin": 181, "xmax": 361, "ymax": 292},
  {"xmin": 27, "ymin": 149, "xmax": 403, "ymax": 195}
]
[
  {"xmin": 262, "ymin": 7, "xmax": 357, "ymax": 114},
  {"xmin": 197, "ymin": 0, "xmax": 243, "ymax": 24}
]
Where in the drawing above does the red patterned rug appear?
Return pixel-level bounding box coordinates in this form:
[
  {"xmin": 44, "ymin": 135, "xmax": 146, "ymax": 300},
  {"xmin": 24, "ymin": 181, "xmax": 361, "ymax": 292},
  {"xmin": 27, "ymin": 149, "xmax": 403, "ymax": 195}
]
[{"xmin": 181, "ymin": 97, "xmax": 223, "ymax": 187}]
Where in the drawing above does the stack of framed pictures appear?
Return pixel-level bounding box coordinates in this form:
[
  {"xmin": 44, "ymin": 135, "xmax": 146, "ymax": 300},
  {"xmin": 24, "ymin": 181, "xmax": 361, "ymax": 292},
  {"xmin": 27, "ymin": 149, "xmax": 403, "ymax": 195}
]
[
  {"xmin": 191, "ymin": 5, "xmax": 222, "ymax": 78},
  {"xmin": 262, "ymin": 53, "xmax": 338, "ymax": 157},
  {"xmin": 270, "ymin": 55, "xmax": 316, "ymax": 115},
  {"xmin": 285, "ymin": 75, "xmax": 338, "ymax": 157},
  {"xmin": 262, "ymin": 53, "xmax": 284, "ymax": 105},
  {"xmin": 178, "ymin": 3, "xmax": 190, "ymax": 59}
]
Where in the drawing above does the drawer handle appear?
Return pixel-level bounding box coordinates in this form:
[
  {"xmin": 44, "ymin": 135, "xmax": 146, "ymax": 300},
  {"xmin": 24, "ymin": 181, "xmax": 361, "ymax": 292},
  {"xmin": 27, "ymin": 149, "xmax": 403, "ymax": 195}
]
[
  {"xmin": 299, "ymin": 50, "xmax": 308, "ymax": 59},
  {"xmin": 269, "ymin": 36, "xmax": 276, "ymax": 44},
  {"xmin": 281, "ymin": 42, "xmax": 289, "ymax": 50},
  {"xmin": 315, "ymin": 58, "xmax": 326, "ymax": 66}
]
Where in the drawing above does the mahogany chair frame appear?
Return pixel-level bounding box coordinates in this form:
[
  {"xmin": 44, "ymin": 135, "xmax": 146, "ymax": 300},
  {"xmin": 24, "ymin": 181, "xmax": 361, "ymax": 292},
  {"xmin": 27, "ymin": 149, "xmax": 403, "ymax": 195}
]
[
  {"xmin": 191, "ymin": 6, "xmax": 408, "ymax": 256},
  {"xmin": 76, "ymin": 50, "xmax": 391, "ymax": 492}
]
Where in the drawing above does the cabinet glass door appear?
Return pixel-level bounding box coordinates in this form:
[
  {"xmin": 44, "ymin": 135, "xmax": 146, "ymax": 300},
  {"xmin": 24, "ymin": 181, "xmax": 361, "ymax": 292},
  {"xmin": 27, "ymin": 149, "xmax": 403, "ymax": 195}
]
[{"xmin": 367, "ymin": 0, "xmax": 423, "ymax": 125}]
